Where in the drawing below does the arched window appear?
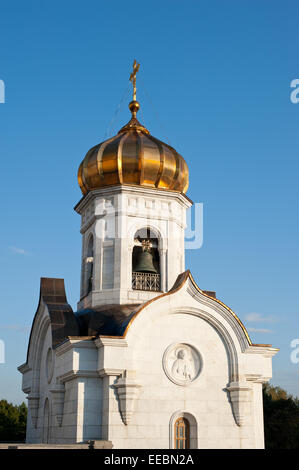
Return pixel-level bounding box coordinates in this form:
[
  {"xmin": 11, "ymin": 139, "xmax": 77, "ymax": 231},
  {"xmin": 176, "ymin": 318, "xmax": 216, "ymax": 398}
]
[
  {"xmin": 132, "ymin": 227, "xmax": 160, "ymax": 291},
  {"xmin": 85, "ymin": 234, "xmax": 94, "ymax": 294},
  {"xmin": 174, "ymin": 417, "xmax": 190, "ymax": 449}
]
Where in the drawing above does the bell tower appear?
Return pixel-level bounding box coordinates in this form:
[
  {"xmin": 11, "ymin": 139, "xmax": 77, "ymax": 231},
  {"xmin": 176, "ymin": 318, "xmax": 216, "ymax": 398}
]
[{"xmin": 76, "ymin": 62, "xmax": 191, "ymax": 310}]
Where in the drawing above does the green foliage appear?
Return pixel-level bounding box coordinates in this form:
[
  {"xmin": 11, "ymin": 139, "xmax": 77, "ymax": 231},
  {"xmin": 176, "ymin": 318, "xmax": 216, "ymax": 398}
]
[
  {"xmin": 263, "ymin": 384, "xmax": 299, "ymax": 449},
  {"xmin": 0, "ymin": 400, "xmax": 27, "ymax": 442}
]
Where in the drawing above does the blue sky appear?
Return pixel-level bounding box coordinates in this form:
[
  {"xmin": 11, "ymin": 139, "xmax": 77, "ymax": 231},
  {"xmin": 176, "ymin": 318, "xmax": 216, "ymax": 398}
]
[{"xmin": 0, "ymin": 0, "xmax": 298, "ymax": 403}]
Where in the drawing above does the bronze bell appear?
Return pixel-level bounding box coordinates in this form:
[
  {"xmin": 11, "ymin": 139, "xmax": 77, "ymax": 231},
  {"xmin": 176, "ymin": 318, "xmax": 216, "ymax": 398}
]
[{"xmin": 134, "ymin": 248, "xmax": 157, "ymax": 274}]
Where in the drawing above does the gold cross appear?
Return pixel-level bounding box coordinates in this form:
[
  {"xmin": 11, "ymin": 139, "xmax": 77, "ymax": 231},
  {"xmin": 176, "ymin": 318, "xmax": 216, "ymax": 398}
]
[{"xmin": 129, "ymin": 60, "xmax": 140, "ymax": 101}]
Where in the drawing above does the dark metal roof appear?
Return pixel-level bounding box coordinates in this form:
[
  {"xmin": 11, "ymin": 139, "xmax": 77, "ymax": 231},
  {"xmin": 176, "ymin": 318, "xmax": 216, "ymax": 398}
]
[
  {"xmin": 26, "ymin": 273, "xmax": 227, "ymax": 365},
  {"xmin": 75, "ymin": 304, "xmax": 142, "ymax": 337},
  {"xmin": 26, "ymin": 278, "xmax": 79, "ymax": 362}
]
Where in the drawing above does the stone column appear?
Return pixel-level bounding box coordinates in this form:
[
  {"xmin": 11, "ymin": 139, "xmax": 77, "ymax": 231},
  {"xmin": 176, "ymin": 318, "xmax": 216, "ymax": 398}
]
[
  {"xmin": 93, "ymin": 224, "xmax": 102, "ymax": 292},
  {"xmin": 127, "ymin": 243, "xmax": 134, "ymax": 291},
  {"xmin": 159, "ymin": 248, "xmax": 167, "ymax": 292}
]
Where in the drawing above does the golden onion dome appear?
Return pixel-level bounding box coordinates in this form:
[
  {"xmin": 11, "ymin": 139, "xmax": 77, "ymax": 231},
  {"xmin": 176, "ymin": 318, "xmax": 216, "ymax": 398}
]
[{"xmin": 78, "ymin": 98, "xmax": 189, "ymax": 196}]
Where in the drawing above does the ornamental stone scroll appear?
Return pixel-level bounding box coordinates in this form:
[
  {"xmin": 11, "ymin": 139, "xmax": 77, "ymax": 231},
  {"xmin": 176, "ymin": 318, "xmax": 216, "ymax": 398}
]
[
  {"xmin": 114, "ymin": 370, "xmax": 141, "ymax": 425},
  {"xmin": 226, "ymin": 381, "xmax": 252, "ymax": 426}
]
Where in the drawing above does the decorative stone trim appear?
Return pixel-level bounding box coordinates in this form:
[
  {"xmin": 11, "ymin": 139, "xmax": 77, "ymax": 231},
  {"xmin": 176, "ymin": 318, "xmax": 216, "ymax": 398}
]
[
  {"xmin": 245, "ymin": 373, "xmax": 269, "ymax": 383},
  {"xmin": 186, "ymin": 282, "xmax": 250, "ymax": 353},
  {"xmin": 18, "ymin": 363, "xmax": 31, "ymax": 374},
  {"xmin": 80, "ymin": 214, "xmax": 96, "ymax": 234},
  {"xmin": 244, "ymin": 346, "xmax": 279, "ymax": 357},
  {"xmin": 98, "ymin": 368, "xmax": 123, "ymax": 378},
  {"xmin": 226, "ymin": 381, "xmax": 252, "ymax": 426},
  {"xmin": 57, "ymin": 369, "xmax": 99, "ymax": 383},
  {"xmin": 160, "ymin": 306, "xmax": 239, "ymax": 384},
  {"xmin": 75, "ymin": 185, "xmax": 192, "ymax": 215},
  {"xmin": 27, "ymin": 393, "xmax": 39, "ymax": 428},
  {"xmin": 55, "ymin": 338, "xmax": 96, "ymax": 357},
  {"xmin": 95, "ymin": 338, "xmax": 128, "ymax": 348},
  {"xmin": 114, "ymin": 370, "xmax": 141, "ymax": 425}
]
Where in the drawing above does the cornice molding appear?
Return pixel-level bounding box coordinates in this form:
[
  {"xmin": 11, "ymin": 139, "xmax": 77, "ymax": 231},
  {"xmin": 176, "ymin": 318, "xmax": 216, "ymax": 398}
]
[
  {"xmin": 244, "ymin": 346, "xmax": 279, "ymax": 358},
  {"xmin": 55, "ymin": 338, "xmax": 96, "ymax": 357},
  {"xmin": 95, "ymin": 337, "xmax": 128, "ymax": 348},
  {"xmin": 18, "ymin": 363, "xmax": 31, "ymax": 374},
  {"xmin": 98, "ymin": 368, "xmax": 124, "ymax": 378},
  {"xmin": 245, "ymin": 373, "xmax": 271, "ymax": 383},
  {"xmin": 79, "ymin": 208, "xmax": 187, "ymax": 234},
  {"xmin": 57, "ymin": 369, "xmax": 99, "ymax": 383},
  {"xmin": 75, "ymin": 184, "xmax": 192, "ymax": 214}
]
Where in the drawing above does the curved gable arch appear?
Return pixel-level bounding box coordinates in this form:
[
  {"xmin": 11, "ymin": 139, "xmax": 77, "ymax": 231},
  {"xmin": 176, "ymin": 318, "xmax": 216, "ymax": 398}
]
[
  {"xmin": 123, "ymin": 270, "xmax": 252, "ymax": 354},
  {"xmin": 126, "ymin": 304, "xmax": 239, "ymax": 383},
  {"xmin": 122, "ymin": 271, "xmax": 255, "ymax": 383},
  {"xmin": 30, "ymin": 311, "xmax": 51, "ymax": 396},
  {"xmin": 172, "ymin": 307, "xmax": 239, "ymax": 382}
]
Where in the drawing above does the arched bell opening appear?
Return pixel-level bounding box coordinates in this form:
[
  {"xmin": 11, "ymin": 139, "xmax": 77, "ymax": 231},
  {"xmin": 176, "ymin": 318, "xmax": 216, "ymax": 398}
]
[
  {"xmin": 85, "ymin": 234, "xmax": 94, "ymax": 295},
  {"xmin": 132, "ymin": 227, "xmax": 161, "ymax": 292}
]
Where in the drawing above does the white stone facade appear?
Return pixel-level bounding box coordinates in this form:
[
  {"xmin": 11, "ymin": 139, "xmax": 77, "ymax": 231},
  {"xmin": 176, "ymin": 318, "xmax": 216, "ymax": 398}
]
[
  {"xmin": 18, "ymin": 178, "xmax": 278, "ymax": 449},
  {"xmin": 75, "ymin": 185, "xmax": 191, "ymax": 309},
  {"xmin": 19, "ymin": 272, "xmax": 277, "ymax": 448}
]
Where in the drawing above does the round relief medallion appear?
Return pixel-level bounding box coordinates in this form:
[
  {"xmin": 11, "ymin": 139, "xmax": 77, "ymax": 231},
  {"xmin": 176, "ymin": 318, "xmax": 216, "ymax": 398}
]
[
  {"xmin": 163, "ymin": 343, "xmax": 202, "ymax": 386},
  {"xmin": 46, "ymin": 348, "xmax": 54, "ymax": 384}
]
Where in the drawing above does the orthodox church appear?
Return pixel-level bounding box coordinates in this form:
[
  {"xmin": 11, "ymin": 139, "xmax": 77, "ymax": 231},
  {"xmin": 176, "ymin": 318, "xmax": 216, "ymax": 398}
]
[{"xmin": 18, "ymin": 63, "xmax": 277, "ymax": 449}]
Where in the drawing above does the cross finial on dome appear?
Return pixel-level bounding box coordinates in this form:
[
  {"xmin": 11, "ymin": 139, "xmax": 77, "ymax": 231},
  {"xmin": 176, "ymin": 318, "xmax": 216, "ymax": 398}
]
[
  {"xmin": 129, "ymin": 59, "xmax": 140, "ymax": 101},
  {"xmin": 129, "ymin": 60, "xmax": 141, "ymax": 119}
]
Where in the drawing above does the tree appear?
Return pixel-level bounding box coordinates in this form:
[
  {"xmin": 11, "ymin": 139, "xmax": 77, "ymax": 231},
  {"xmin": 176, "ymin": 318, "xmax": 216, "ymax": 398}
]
[
  {"xmin": 263, "ymin": 384, "xmax": 299, "ymax": 449},
  {"xmin": 0, "ymin": 400, "xmax": 27, "ymax": 442}
]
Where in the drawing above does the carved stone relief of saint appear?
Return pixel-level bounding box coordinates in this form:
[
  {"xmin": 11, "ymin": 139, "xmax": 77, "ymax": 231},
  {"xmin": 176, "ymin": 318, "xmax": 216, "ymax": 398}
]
[
  {"xmin": 163, "ymin": 343, "xmax": 202, "ymax": 386},
  {"xmin": 171, "ymin": 349, "xmax": 194, "ymax": 381}
]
